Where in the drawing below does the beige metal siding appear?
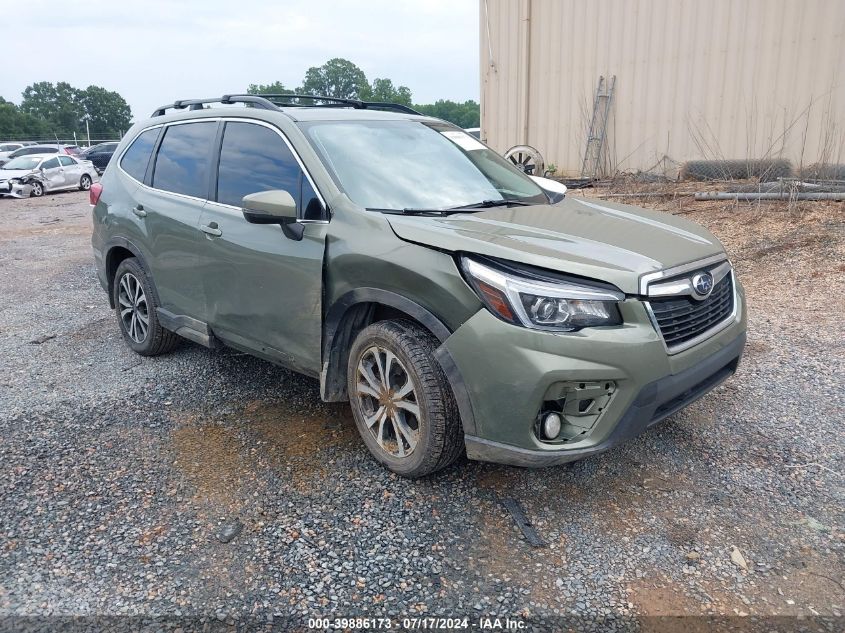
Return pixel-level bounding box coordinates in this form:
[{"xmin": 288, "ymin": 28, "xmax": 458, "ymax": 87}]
[{"xmin": 481, "ymin": 0, "xmax": 845, "ymax": 176}]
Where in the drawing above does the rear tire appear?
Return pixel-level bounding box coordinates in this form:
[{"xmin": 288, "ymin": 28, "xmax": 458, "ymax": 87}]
[
  {"xmin": 113, "ymin": 258, "xmax": 179, "ymax": 356},
  {"xmin": 79, "ymin": 174, "xmax": 92, "ymax": 191},
  {"xmin": 347, "ymin": 319, "xmax": 463, "ymax": 478}
]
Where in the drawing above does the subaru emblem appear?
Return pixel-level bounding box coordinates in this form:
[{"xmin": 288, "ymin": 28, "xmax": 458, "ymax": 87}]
[{"xmin": 692, "ymin": 271, "xmax": 714, "ymax": 297}]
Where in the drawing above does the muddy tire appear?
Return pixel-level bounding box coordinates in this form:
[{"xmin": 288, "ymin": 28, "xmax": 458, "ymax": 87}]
[
  {"xmin": 347, "ymin": 320, "xmax": 463, "ymax": 478},
  {"xmin": 113, "ymin": 258, "xmax": 179, "ymax": 356}
]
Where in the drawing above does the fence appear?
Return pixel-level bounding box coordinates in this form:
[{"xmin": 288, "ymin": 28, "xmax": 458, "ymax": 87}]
[{"xmin": 1, "ymin": 134, "xmax": 124, "ymax": 147}]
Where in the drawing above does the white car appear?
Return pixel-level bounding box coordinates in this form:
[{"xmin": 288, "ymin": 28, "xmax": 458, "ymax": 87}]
[
  {"xmin": 0, "ymin": 153, "xmax": 100, "ymax": 198},
  {"xmin": 0, "ymin": 142, "xmax": 26, "ymax": 162}
]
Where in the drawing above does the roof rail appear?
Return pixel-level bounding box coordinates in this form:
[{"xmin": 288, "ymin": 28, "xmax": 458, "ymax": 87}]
[
  {"xmin": 151, "ymin": 94, "xmax": 280, "ymax": 117},
  {"xmin": 238, "ymin": 93, "xmax": 424, "ymax": 116}
]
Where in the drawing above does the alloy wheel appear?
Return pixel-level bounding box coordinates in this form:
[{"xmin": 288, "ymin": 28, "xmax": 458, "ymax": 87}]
[
  {"xmin": 355, "ymin": 345, "xmax": 420, "ymax": 458},
  {"xmin": 117, "ymin": 272, "xmax": 149, "ymax": 343},
  {"xmin": 80, "ymin": 175, "xmax": 92, "ymax": 190}
]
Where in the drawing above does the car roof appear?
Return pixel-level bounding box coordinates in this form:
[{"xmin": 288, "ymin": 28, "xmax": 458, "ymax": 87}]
[{"xmin": 143, "ymin": 104, "xmax": 440, "ymax": 128}]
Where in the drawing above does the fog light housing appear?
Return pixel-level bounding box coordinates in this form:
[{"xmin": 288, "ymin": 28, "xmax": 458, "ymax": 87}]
[{"xmin": 541, "ymin": 412, "xmax": 562, "ymax": 440}]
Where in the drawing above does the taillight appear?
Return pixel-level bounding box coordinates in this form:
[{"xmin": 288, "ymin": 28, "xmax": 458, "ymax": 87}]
[{"xmin": 89, "ymin": 182, "xmax": 103, "ymax": 206}]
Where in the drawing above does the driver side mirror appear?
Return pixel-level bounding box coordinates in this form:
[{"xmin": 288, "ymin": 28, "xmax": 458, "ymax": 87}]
[{"xmin": 241, "ymin": 189, "xmax": 303, "ymax": 241}]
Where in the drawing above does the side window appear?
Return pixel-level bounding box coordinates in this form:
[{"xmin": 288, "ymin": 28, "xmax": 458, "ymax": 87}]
[
  {"xmin": 152, "ymin": 122, "xmax": 217, "ymax": 198},
  {"xmin": 42, "ymin": 157, "xmax": 60, "ymax": 170},
  {"xmin": 216, "ymin": 122, "xmax": 308, "ymax": 209},
  {"xmin": 300, "ymin": 175, "xmax": 323, "ymax": 221},
  {"xmin": 120, "ymin": 128, "xmax": 159, "ymax": 182},
  {"xmin": 58, "ymin": 155, "xmax": 75, "ymax": 166}
]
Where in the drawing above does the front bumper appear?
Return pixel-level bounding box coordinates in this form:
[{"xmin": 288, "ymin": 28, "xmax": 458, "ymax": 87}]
[
  {"xmin": 0, "ymin": 180, "xmax": 33, "ymax": 198},
  {"xmin": 442, "ymin": 282, "xmax": 747, "ymax": 466}
]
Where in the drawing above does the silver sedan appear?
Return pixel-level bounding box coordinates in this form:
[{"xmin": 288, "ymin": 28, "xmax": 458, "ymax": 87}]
[{"xmin": 0, "ymin": 153, "xmax": 100, "ymax": 198}]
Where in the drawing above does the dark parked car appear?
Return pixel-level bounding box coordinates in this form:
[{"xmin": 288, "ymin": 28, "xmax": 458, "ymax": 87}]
[{"xmin": 80, "ymin": 142, "xmax": 119, "ymax": 173}]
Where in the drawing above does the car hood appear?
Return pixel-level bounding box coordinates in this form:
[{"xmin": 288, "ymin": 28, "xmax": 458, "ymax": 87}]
[
  {"xmin": 386, "ymin": 195, "xmax": 725, "ymax": 295},
  {"xmin": 0, "ymin": 169, "xmax": 35, "ymax": 180}
]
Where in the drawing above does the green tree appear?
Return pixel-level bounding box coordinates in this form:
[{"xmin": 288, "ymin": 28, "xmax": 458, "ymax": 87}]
[
  {"xmin": 0, "ymin": 97, "xmax": 50, "ymax": 138},
  {"xmin": 21, "ymin": 81, "xmax": 83, "ymax": 133},
  {"xmin": 247, "ymin": 81, "xmax": 293, "ymax": 95},
  {"xmin": 414, "ymin": 100, "xmax": 480, "ymax": 128},
  {"xmin": 19, "ymin": 81, "xmax": 132, "ymax": 137},
  {"xmin": 299, "ymin": 58, "xmax": 368, "ymax": 99},
  {"xmin": 79, "ymin": 86, "xmax": 132, "ymax": 136},
  {"xmin": 360, "ymin": 78, "xmax": 412, "ymax": 106}
]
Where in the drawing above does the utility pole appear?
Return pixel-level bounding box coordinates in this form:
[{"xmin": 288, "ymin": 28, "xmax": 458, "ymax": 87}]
[{"xmin": 86, "ymin": 120, "xmax": 91, "ymax": 147}]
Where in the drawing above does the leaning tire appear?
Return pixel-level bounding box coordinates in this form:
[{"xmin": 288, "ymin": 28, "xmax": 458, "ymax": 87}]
[
  {"xmin": 113, "ymin": 258, "xmax": 179, "ymax": 356},
  {"xmin": 29, "ymin": 181, "xmax": 44, "ymax": 197},
  {"xmin": 347, "ymin": 319, "xmax": 463, "ymax": 478},
  {"xmin": 79, "ymin": 174, "xmax": 92, "ymax": 191}
]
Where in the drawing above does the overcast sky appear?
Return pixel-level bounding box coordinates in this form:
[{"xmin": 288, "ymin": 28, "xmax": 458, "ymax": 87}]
[{"xmin": 2, "ymin": 0, "xmax": 479, "ymax": 121}]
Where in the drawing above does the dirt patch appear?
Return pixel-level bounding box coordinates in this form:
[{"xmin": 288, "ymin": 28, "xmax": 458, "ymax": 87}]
[
  {"xmin": 244, "ymin": 399, "xmax": 357, "ymax": 459},
  {"xmin": 171, "ymin": 416, "xmax": 254, "ymax": 510},
  {"xmin": 171, "ymin": 399, "xmax": 359, "ymax": 501}
]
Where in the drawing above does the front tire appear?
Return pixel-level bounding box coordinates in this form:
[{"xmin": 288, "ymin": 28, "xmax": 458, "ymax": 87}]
[
  {"xmin": 29, "ymin": 181, "xmax": 44, "ymax": 197},
  {"xmin": 347, "ymin": 320, "xmax": 463, "ymax": 478},
  {"xmin": 113, "ymin": 258, "xmax": 179, "ymax": 356}
]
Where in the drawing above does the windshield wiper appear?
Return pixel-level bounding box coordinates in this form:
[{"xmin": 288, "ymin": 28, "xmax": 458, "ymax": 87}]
[
  {"xmin": 367, "ymin": 207, "xmax": 451, "ymax": 216},
  {"xmin": 446, "ymin": 199, "xmax": 534, "ymax": 210},
  {"xmin": 366, "ymin": 200, "xmax": 534, "ymax": 216}
]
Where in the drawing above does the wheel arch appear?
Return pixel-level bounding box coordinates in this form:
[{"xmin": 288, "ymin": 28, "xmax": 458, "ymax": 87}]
[
  {"xmin": 103, "ymin": 237, "xmax": 162, "ymax": 309},
  {"xmin": 321, "ymin": 288, "xmax": 477, "ymax": 435}
]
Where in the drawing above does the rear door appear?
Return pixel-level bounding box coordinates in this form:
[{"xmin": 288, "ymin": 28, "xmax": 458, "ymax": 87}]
[
  {"xmin": 132, "ymin": 120, "xmax": 218, "ymax": 321},
  {"xmin": 196, "ymin": 119, "xmax": 328, "ymax": 376},
  {"xmin": 58, "ymin": 155, "xmax": 81, "ymax": 187}
]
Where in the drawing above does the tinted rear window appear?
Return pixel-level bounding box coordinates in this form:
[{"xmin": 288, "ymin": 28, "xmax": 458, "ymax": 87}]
[
  {"xmin": 216, "ymin": 122, "xmax": 302, "ymax": 207},
  {"xmin": 153, "ymin": 122, "xmax": 217, "ymax": 198},
  {"xmin": 120, "ymin": 128, "xmax": 159, "ymax": 181}
]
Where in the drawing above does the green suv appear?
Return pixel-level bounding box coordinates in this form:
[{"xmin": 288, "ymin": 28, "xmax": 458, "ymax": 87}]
[{"xmin": 91, "ymin": 94, "xmax": 746, "ymax": 477}]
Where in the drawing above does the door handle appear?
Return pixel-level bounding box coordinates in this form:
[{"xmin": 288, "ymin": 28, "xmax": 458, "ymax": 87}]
[
  {"xmin": 201, "ymin": 222, "xmax": 222, "ymax": 237},
  {"xmin": 132, "ymin": 205, "xmax": 147, "ymax": 218}
]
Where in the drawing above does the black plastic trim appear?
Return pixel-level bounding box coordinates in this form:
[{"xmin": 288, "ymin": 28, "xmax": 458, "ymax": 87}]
[
  {"xmin": 102, "ymin": 237, "xmax": 160, "ymax": 309},
  {"xmin": 324, "ymin": 289, "xmax": 451, "ymax": 353},
  {"xmin": 156, "ymin": 309, "xmax": 215, "ymax": 348}
]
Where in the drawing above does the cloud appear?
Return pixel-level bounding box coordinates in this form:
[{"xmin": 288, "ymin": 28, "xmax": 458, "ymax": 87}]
[{"xmin": 1, "ymin": 0, "xmax": 479, "ymax": 120}]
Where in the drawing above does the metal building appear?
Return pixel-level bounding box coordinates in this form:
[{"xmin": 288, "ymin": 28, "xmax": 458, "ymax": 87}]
[{"xmin": 480, "ymin": 0, "xmax": 845, "ymax": 177}]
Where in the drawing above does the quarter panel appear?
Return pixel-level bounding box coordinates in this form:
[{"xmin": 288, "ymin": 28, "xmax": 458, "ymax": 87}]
[{"xmin": 324, "ymin": 201, "xmax": 482, "ymax": 335}]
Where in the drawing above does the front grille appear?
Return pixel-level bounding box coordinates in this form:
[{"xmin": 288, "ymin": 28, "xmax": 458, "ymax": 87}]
[{"xmin": 649, "ymin": 274, "xmax": 734, "ymax": 350}]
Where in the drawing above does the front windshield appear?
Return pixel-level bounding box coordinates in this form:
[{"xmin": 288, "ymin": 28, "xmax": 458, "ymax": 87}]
[
  {"xmin": 2, "ymin": 157, "xmax": 41, "ymax": 170},
  {"xmin": 303, "ymin": 121, "xmax": 547, "ymax": 211},
  {"xmin": 0, "ymin": 144, "xmax": 20, "ymax": 152}
]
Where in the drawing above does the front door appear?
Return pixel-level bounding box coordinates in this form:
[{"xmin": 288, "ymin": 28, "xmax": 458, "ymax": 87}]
[
  {"xmin": 197, "ymin": 120, "xmax": 327, "ymax": 377},
  {"xmin": 39, "ymin": 156, "xmax": 64, "ymax": 191}
]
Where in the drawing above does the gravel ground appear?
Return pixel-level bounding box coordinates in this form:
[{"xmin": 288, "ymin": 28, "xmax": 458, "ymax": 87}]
[{"xmin": 0, "ymin": 189, "xmax": 842, "ymax": 632}]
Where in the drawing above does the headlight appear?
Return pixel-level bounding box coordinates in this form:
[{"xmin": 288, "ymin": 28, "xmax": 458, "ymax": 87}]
[{"xmin": 460, "ymin": 256, "xmax": 623, "ymax": 332}]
